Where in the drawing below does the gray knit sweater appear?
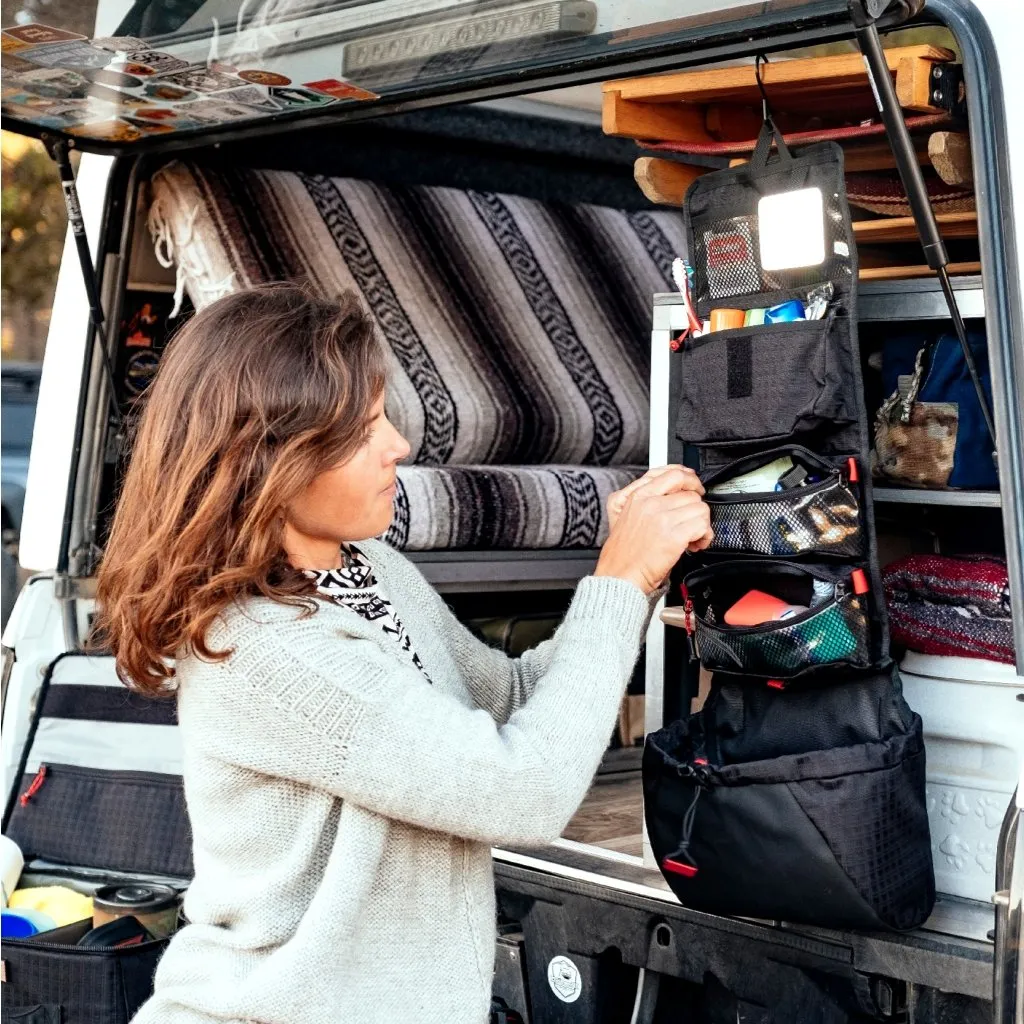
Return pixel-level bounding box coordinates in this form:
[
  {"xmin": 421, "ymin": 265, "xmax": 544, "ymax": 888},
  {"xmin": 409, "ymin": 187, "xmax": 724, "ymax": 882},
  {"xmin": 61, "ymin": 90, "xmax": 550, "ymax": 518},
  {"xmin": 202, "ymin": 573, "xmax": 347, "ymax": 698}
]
[{"xmin": 131, "ymin": 540, "xmax": 655, "ymax": 1024}]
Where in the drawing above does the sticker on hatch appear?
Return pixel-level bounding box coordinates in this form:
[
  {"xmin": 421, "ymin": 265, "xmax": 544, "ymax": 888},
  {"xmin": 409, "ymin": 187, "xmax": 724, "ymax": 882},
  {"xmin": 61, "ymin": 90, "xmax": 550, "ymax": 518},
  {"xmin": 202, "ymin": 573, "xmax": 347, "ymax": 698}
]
[{"xmin": 546, "ymin": 955, "xmax": 583, "ymax": 1003}]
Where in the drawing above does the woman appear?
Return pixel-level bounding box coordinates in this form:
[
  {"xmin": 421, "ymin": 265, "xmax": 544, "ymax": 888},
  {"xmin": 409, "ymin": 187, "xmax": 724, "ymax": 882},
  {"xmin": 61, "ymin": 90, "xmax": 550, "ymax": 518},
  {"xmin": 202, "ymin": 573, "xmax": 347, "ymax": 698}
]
[{"xmin": 96, "ymin": 283, "xmax": 712, "ymax": 1024}]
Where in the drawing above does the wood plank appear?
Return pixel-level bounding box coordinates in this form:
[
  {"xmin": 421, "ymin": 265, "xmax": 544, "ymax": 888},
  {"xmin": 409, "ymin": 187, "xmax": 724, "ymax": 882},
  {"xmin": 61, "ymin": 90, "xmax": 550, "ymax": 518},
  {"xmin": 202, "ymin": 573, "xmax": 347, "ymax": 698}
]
[
  {"xmin": 634, "ymin": 157, "xmax": 707, "ymax": 206},
  {"xmin": 563, "ymin": 775, "xmax": 643, "ymax": 849},
  {"xmin": 602, "ymin": 90, "xmax": 710, "ymax": 144},
  {"xmin": 928, "ymin": 131, "xmax": 973, "ymax": 186},
  {"xmin": 896, "ymin": 52, "xmax": 949, "ymax": 114},
  {"xmin": 859, "ymin": 260, "xmax": 981, "ymax": 281},
  {"xmin": 852, "ymin": 211, "xmax": 977, "ymax": 243},
  {"xmin": 603, "ymin": 45, "xmax": 954, "ymax": 106}
]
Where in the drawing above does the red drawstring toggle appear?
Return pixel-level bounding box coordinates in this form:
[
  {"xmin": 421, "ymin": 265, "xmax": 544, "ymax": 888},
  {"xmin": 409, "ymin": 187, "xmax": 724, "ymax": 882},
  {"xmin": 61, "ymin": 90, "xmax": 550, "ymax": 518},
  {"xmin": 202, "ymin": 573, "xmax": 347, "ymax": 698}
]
[
  {"xmin": 851, "ymin": 569, "xmax": 870, "ymax": 595},
  {"xmin": 662, "ymin": 858, "xmax": 698, "ymax": 878},
  {"xmin": 20, "ymin": 765, "xmax": 47, "ymax": 807},
  {"xmin": 767, "ymin": 679, "xmax": 785, "ymax": 690}
]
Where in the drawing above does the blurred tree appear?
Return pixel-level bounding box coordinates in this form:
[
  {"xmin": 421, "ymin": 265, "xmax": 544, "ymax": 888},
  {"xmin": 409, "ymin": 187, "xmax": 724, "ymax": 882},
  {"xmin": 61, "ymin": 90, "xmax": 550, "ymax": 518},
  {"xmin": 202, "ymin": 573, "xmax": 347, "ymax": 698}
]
[{"xmin": 1, "ymin": 132, "xmax": 69, "ymax": 361}]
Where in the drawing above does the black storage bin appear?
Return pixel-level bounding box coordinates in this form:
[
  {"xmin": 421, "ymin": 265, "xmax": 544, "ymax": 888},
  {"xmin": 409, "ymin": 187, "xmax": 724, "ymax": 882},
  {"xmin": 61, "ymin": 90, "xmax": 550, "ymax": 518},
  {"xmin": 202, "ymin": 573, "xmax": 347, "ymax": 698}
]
[
  {"xmin": 644, "ymin": 708, "xmax": 935, "ymax": 932},
  {"xmin": 648, "ymin": 116, "xmax": 930, "ymax": 934},
  {"xmin": 1, "ymin": 920, "xmax": 168, "ymax": 1024},
  {"xmin": 1, "ymin": 653, "xmax": 190, "ymax": 1024}
]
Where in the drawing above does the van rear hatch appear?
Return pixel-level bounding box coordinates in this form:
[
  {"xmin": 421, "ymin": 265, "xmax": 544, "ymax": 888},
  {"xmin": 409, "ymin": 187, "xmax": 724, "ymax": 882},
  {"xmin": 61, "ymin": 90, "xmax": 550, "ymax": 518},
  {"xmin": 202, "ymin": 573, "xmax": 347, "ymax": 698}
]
[{"xmin": 1, "ymin": 0, "xmax": 921, "ymax": 155}]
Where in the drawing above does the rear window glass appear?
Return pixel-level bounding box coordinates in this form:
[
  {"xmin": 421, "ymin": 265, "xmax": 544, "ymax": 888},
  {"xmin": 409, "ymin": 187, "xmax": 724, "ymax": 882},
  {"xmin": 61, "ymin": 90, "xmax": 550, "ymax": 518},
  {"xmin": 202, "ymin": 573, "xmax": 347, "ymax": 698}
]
[{"xmin": 1, "ymin": 0, "xmax": 817, "ymax": 148}]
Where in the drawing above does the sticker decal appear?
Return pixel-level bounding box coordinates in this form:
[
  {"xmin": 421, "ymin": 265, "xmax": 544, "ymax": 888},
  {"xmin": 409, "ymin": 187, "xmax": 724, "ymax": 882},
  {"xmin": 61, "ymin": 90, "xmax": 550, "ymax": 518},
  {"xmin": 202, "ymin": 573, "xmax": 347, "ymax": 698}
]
[
  {"xmin": 2, "ymin": 23, "xmax": 86, "ymax": 47},
  {"xmin": 67, "ymin": 119, "xmax": 142, "ymax": 142},
  {"xmin": 121, "ymin": 49, "xmax": 188, "ymax": 74},
  {"xmin": 546, "ymin": 956, "xmax": 582, "ymax": 1003},
  {"xmin": 92, "ymin": 36, "xmax": 148, "ymax": 53},
  {"xmin": 121, "ymin": 115, "xmax": 175, "ymax": 134},
  {"xmin": 176, "ymin": 98, "xmax": 262, "ymax": 122},
  {"xmin": 267, "ymin": 85, "xmax": 333, "ymax": 108},
  {"xmin": 109, "ymin": 61, "xmax": 156, "ymax": 77},
  {"xmin": 141, "ymin": 82, "xmax": 196, "ymax": 102},
  {"xmin": 11, "ymin": 68, "xmax": 89, "ymax": 98},
  {"xmin": 18, "ymin": 41, "xmax": 114, "ymax": 70},
  {"xmin": 238, "ymin": 69, "xmax": 290, "ymax": 86},
  {"xmin": 124, "ymin": 349, "xmax": 162, "ymax": 394},
  {"xmin": 215, "ymin": 85, "xmax": 281, "ymax": 111},
  {"xmin": 155, "ymin": 66, "xmax": 240, "ymax": 93},
  {"xmin": 304, "ymin": 78, "xmax": 379, "ymax": 101}
]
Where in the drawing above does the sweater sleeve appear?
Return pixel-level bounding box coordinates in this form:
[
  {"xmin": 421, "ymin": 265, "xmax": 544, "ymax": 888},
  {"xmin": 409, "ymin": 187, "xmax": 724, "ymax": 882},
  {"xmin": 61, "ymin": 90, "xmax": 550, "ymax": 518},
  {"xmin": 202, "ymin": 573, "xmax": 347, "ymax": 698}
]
[
  {"xmin": 381, "ymin": 547, "xmax": 664, "ymax": 725},
  {"xmin": 182, "ymin": 576, "xmax": 650, "ymax": 847}
]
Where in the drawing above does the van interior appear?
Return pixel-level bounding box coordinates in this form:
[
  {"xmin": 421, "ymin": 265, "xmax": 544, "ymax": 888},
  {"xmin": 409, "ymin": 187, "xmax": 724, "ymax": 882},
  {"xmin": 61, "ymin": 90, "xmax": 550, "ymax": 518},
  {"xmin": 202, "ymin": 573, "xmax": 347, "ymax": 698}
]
[{"xmin": 66, "ymin": 23, "xmax": 1012, "ymax": 934}]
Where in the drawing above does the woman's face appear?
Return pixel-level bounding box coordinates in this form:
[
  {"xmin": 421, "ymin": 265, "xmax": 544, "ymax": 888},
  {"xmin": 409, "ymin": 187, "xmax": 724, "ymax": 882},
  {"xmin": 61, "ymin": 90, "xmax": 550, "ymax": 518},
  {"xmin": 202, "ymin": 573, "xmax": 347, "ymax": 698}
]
[{"xmin": 283, "ymin": 394, "xmax": 410, "ymax": 568}]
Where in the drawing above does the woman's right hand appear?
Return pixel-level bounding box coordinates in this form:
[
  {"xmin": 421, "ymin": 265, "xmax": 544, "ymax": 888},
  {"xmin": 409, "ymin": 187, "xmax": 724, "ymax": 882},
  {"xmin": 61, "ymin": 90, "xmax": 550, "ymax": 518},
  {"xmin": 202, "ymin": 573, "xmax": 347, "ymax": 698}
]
[{"xmin": 595, "ymin": 466, "xmax": 712, "ymax": 595}]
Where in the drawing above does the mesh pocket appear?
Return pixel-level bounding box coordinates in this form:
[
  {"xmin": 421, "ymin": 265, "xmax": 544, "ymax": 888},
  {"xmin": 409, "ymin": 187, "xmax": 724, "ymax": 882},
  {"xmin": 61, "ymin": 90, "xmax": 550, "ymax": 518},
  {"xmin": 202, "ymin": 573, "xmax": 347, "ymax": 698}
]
[
  {"xmin": 707, "ymin": 476, "xmax": 862, "ymax": 557},
  {"xmin": 682, "ymin": 561, "xmax": 872, "ymax": 679},
  {"xmin": 694, "ymin": 593, "xmax": 870, "ymax": 677}
]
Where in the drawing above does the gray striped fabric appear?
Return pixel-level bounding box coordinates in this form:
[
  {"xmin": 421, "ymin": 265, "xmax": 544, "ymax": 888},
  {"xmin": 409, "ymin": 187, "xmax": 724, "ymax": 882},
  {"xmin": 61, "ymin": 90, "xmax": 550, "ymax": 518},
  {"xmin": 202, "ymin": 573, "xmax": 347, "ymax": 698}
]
[{"xmin": 148, "ymin": 163, "xmax": 686, "ymax": 548}]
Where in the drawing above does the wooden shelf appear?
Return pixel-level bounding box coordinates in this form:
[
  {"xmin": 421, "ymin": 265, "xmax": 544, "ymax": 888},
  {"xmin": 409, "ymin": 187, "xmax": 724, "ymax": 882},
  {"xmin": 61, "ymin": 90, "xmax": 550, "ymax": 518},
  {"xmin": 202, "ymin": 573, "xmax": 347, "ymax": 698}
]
[
  {"xmin": 859, "ymin": 261, "xmax": 981, "ymax": 281},
  {"xmin": 853, "ymin": 211, "xmax": 977, "ymax": 244},
  {"xmin": 603, "ymin": 45, "xmax": 956, "ymax": 145}
]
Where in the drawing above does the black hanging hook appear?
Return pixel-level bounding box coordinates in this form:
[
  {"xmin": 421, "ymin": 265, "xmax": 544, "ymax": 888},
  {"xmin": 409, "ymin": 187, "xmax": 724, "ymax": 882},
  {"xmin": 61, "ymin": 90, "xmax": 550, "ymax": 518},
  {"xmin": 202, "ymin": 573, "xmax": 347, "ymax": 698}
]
[{"xmin": 754, "ymin": 54, "xmax": 773, "ymax": 126}]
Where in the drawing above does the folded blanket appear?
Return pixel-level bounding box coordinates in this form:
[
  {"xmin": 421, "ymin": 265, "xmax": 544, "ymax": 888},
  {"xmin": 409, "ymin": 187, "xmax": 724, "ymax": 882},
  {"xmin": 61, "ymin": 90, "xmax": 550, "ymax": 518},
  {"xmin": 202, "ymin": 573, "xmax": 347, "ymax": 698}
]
[{"xmin": 883, "ymin": 554, "xmax": 1014, "ymax": 664}]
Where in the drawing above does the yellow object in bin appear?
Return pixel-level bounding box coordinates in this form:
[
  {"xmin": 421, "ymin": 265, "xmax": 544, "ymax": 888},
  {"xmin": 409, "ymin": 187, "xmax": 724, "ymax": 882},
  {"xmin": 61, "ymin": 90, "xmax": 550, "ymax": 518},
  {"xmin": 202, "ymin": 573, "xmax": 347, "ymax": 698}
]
[{"xmin": 8, "ymin": 885, "xmax": 94, "ymax": 928}]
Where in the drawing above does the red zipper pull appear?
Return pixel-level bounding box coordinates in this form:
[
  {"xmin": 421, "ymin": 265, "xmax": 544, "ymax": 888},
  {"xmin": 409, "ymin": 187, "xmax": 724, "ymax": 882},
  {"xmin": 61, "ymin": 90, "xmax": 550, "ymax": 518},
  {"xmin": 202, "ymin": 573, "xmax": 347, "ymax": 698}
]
[
  {"xmin": 20, "ymin": 765, "xmax": 47, "ymax": 807},
  {"xmin": 683, "ymin": 599, "xmax": 695, "ymax": 635},
  {"xmin": 847, "ymin": 457, "xmax": 860, "ymax": 484}
]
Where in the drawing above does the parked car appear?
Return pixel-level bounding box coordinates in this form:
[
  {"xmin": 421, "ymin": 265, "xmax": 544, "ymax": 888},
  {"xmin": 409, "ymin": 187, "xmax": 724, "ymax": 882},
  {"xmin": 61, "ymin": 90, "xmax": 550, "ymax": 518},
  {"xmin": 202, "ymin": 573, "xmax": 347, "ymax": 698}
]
[{"xmin": 1, "ymin": 363, "xmax": 40, "ymax": 628}]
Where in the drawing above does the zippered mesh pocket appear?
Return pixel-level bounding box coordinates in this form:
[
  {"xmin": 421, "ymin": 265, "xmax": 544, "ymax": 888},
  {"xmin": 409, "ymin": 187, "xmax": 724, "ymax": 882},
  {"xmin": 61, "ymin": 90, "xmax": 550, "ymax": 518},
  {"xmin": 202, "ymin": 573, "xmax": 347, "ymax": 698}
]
[
  {"xmin": 703, "ymin": 449, "xmax": 863, "ymax": 558},
  {"xmin": 682, "ymin": 562, "xmax": 872, "ymax": 679},
  {"xmin": 694, "ymin": 595, "xmax": 869, "ymax": 677}
]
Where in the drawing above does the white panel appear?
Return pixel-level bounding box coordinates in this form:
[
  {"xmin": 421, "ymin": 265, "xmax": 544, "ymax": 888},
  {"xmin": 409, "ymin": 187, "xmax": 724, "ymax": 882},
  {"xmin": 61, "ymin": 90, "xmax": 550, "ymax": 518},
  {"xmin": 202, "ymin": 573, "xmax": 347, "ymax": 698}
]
[
  {"xmin": 19, "ymin": 155, "xmax": 114, "ymax": 572},
  {"xmin": 25, "ymin": 719, "xmax": 183, "ymax": 777},
  {"xmin": 900, "ymin": 653, "xmax": 1024, "ymax": 902}
]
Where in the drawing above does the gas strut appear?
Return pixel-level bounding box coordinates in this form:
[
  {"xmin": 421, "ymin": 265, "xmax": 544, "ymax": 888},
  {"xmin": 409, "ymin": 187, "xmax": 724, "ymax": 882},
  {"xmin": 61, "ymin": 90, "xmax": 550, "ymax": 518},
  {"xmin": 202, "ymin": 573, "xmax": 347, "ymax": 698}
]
[
  {"xmin": 43, "ymin": 136, "xmax": 122, "ymax": 580},
  {"xmin": 850, "ymin": 0, "xmax": 998, "ymax": 461}
]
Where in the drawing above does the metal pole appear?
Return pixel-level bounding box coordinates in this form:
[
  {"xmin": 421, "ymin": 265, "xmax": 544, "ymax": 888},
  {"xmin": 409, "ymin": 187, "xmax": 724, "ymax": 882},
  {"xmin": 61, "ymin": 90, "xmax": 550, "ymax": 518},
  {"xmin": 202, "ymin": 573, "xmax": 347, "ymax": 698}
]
[{"xmin": 44, "ymin": 137, "xmax": 121, "ymax": 579}]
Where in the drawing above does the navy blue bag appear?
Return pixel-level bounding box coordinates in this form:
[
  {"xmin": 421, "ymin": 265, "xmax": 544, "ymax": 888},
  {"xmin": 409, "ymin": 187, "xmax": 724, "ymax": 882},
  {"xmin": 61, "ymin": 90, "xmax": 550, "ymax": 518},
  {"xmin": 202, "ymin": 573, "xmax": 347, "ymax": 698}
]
[{"xmin": 875, "ymin": 329, "xmax": 997, "ymax": 490}]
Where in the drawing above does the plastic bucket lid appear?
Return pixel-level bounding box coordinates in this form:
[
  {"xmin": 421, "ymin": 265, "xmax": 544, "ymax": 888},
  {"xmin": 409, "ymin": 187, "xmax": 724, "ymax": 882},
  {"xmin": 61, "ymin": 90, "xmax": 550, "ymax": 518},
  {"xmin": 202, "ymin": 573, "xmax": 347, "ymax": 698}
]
[{"xmin": 2, "ymin": 910, "xmax": 41, "ymax": 938}]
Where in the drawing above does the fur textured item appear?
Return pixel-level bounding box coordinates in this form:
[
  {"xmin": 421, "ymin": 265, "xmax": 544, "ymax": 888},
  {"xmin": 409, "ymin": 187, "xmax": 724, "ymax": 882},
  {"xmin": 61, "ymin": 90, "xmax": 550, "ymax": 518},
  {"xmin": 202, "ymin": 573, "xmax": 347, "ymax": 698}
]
[
  {"xmin": 129, "ymin": 540, "xmax": 658, "ymax": 1024},
  {"xmin": 875, "ymin": 398, "xmax": 958, "ymax": 488},
  {"xmin": 883, "ymin": 554, "xmax": 1014, "ymax": 664}
]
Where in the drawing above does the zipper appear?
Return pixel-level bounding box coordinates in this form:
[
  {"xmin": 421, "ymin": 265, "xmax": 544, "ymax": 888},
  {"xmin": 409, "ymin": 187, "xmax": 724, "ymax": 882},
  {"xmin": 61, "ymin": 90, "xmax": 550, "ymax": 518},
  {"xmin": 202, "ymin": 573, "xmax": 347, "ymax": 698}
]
[
  {"xmin": 701, "ymin": 446, "xmax": 852, "ymax": 506},
  {"xmin": 683, "ymin": 560, "xmax": 859, "ymax": 636}
]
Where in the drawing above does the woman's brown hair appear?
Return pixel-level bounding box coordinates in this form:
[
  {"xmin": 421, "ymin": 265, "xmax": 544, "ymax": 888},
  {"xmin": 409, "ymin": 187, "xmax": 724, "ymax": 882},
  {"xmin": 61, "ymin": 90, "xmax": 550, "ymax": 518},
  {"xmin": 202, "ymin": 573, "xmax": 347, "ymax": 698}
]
[{"xmin": 93, "ymin": 283, "xmax": 387, "ymax": 695}]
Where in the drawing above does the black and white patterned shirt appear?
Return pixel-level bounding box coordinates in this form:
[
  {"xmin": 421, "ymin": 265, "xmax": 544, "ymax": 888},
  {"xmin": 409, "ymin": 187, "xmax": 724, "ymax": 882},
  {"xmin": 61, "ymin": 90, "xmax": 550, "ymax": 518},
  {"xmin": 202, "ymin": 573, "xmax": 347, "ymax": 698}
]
[{"xmin": 305, "ymin": 544, "xmax": 432, "ymax": 683}]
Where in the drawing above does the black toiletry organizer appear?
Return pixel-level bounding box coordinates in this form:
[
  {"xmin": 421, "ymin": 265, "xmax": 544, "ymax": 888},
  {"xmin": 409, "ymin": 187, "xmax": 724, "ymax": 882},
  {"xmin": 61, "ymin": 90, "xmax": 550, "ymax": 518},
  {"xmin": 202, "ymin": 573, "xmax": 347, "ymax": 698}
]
[{"xmin": 646, "ymin": 119, "xmax": 934, "ymax": 931}]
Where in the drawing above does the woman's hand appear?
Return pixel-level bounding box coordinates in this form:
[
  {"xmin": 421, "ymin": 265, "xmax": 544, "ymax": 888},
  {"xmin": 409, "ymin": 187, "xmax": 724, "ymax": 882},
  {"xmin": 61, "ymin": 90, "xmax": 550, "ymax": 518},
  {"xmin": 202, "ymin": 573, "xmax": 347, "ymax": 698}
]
[{"xmin": 596, "ymin": 466, "xmax": 712, "ymax": 595}]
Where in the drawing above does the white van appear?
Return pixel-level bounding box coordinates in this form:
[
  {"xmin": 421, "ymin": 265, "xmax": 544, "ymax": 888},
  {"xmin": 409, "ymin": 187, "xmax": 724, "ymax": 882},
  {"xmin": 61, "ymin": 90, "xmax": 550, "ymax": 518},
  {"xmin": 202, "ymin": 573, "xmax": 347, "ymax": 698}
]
[{"xmin": 1, "ymin": 1, "xmax": 1021, "ymax": 1021}]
